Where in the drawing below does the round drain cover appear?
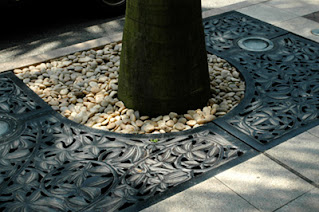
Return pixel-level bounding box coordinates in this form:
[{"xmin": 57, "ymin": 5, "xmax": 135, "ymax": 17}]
[
  {"xmin": 0, "ymin": 115, "xmax": 23, "ymax": 144},
  {"xmin": 0, "ymin": 121, "xmax": 9, "ymax": 136},
  {"xmin": 311, "ymin": 29, "xmax": 319, "ymax": 36},
  {"xmin": 238, "ymin": 36, "xmax": 274, "ymax": 52}
]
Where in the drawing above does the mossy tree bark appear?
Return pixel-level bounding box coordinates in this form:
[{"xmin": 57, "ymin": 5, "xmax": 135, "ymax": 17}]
[{"xmin": 118, "ymin": 0, "xmax": 210, "ymax": 116}]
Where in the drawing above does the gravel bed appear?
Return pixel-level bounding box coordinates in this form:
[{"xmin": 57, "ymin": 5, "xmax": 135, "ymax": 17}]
[{"xmin": 14, "ymin": 42, "xmax": 245, "ymax": 134}]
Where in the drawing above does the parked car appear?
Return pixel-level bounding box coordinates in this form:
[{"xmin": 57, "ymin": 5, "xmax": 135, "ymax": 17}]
[{"xmin": 97, "ymin": 0, "xmax": 126, "ymax": 8}]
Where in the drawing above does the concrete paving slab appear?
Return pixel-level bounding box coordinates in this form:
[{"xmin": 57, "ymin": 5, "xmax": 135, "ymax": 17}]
[
  {"xmin": 272, "ymin": 16, "xmax": 319, "ymax": 43},
  {"xmin": 307, "ymin": 126, "xmax": 319, "ymax": 138},
  {"xmin": 264, "ymin": 0, "xmax": 319, "ymax": 17},
  {"xmin": 219, "ymin": 0, "xmax": 270, "ymax": 12},
  {"xmin": 215, "ymin": 154, "xmax": 314, "ymax": 211},
  {"xmin": 202, "ymin": 0, "xmax": 268, "ymax": 9},
  {"xmin": 237, "ymin": 3, "xmax": 299, "ymax": 24},
  {"xmin": 202, "ymin": 0, "xmax": 249, "ymax": 10},
  {"xmin": 266, "ymin": 132, "xmax": 319, "ymax": 184},
  {"xmin": 202, "ymin": 0, "xmax": 271, "ymax": 15},
  {"xmin": 276, "ymin": 188, "xmax": 319, "ymax": 212},
  {"xmin": 0, "ymin": 32, "xmax": 123, "ymax": 73},
  {"xmin": 141, "ymin": 177, "xmax": 258, "ymax": 212},
  {"xmin": 202, "ymin": 8, "xmax": 228, "ymax": 19}
]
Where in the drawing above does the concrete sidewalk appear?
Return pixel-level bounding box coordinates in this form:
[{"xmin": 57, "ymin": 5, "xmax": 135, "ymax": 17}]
[{"xmin": 142, "ymin": 0, "xmax": 319, "ymax": 211}]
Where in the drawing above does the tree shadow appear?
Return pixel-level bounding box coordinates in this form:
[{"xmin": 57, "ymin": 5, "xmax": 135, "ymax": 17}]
[{"xmin": 0, "ymin": 0, "xmax": 125, "ymax": 63}]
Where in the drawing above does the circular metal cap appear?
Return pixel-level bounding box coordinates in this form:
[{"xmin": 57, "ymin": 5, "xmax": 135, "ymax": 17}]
[
  {"xmin": 311, "ymin": 29, "xmax": 319, "ymax": 36},
  {"xmin": 0, "ymin": 120, "xmax": 9, "ymax": 136},
  {"xmin": 238, "ymin": 36, "xmax": 274, "ymax": 52},
  {"xmin": 0, "ymin": 114, "xmax": 23, "ymax": 144}
]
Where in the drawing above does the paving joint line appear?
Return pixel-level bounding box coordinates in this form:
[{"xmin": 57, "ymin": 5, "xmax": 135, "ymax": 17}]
[
  {"xmin": 307, "ymin": 131, "xmax": 319, "ymax": 139},
  {"xmin": 272, "ymin": 189, "xmax": 312, "ymax": 212},
  {"xmin": 213, "ymin": 123, "xmax": 261, "ymax": 152},
  {"xmin": 263, "ymin": 152, "xmax": 319, "ymax": 189},
  {"xmin": 214, "ymin": 176, "xmax": 262, "ymax": 212}
]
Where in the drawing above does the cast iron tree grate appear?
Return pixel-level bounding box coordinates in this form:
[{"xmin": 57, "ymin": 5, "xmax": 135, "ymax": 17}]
[
  {"xmin": 0, "ymin": 113, "xmax": 243, "ymax": 211},
  {"xmin": 0, "ymin": 72, "xmax": 244, "ymax": 211},
  {"xmin": 203, "ymin": 11, "xmax": 286, "ymax": 54},
  {"xmin": 204, "ymin": 11, "xmax": 319, "ymax": 150}
]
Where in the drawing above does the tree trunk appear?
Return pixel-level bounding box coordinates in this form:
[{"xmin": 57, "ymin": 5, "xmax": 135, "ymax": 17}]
[{"xmin": 118, "ymin": 0, "xmax": 210, "ymax": 116}]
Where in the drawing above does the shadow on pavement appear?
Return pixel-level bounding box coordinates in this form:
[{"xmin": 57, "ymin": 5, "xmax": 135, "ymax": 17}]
[{"xmin": 0, "ymin": 0, "xmax": 125, "ymax": 63}]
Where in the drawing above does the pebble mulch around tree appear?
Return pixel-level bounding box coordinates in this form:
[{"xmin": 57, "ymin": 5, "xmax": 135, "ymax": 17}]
[{"xmin": 14, "ymin": 42, "xmax": 245, "ymax": 134}]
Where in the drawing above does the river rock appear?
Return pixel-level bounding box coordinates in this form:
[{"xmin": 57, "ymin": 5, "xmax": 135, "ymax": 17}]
[
  {"xmin": 169, "ymin": 112, "xmax": 178, "ymax": 119},
  {"xmin": 49, "ymin": 99, "xmax": 59, "ymax": 106},
  {"xmin": 140, "ymin": 116, "xmax": 149, "ymax": 121},
  {"xmin": 142, "ymin": 123, "xmax": 155, "ymax": 133},
  {"xmin": 60, "ymin": 89, "xmax": 68, "ymax": 95},
  {"xmin": 78, "ymin": 56, "xmax": 92, "ymax": 63},
  {"xmin": 186, "ymin": 120, "xmax": 197, "ymax": 127},
  {"xmin": 178, "ymin": 117, "xmax": 187, "ymax": 124},
  {"xmin": 166, "ymin": 120, "xmax": 174, "ymax": 127},
  {"xmin": 15, "ymin": 44, "xmax": 245, "ymax": 135},
  {"xmin": 99, "ymin": 76, "xmax": 108, "ymax": 83},
  {"xmin": 203, "ymin": 106, "xmax": 211, "ymax": 116},
  {"xmin": 135, "ymin": 120, "xmax": 144, "ymax": 127},
  {"xmin": 163, "ymin": 115, "xmax": 170, "ymax": 122},
  {"xmin": 174, "ymin": 123, "xmax": 186, "ymax": 131},
  {"xmin": 91, "ymin": 86, "xmax": 100, "ymax": 94},
  {"xmin": 123, "ymin": 125, "xmax": 136, "ymax": 133},
  {"xmin": 184, "ymin": 114, "xmax": 193, "ymax": 120},
  {"xmin": 221, "ymin": 70, "xmax": 230, "ymax": 78}
]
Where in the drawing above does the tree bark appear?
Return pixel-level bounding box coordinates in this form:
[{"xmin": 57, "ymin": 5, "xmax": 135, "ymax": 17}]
[{"xmin": 118, "ymin": 0, "xmax": 210, "ymax": 116}]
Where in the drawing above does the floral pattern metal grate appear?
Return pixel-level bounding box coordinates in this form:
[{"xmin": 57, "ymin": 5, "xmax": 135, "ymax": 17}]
[
  {"xmin": 203, "ymin": 11, "xmax": 286, "ymax": 54},
  {"xmin": 0, "ymin": 113, "xmax": 241, "ymax": 211},
  {"xmin": 0, "ymin": 72, "xmax": 243, "ymax": 211},
  {"xmin": 0, "ymin": 75, "xmax": 43, "ymax": 115},
  {"xmin": 204, "ymin": 12, "xmax": 319, "ymax": 147}
]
